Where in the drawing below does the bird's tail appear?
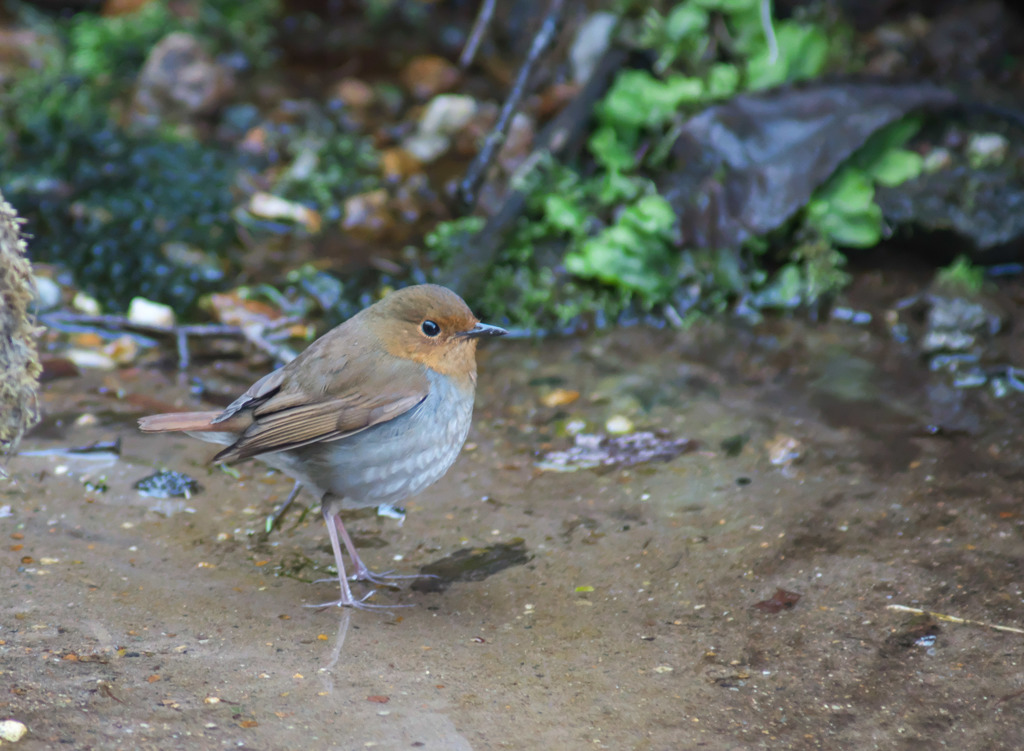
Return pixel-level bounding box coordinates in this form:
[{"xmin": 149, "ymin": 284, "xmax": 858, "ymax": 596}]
[{"xmin": 138, "ymin": 411, "xmax": 248, "ymax": 433}]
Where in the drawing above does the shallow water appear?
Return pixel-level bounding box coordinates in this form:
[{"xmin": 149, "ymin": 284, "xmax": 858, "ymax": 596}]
[{"xmin": 4, "ymin": 300, "xmax": 1024, "ymax": 750}]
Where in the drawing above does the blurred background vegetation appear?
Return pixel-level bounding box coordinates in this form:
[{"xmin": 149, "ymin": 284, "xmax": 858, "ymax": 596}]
[{"xmin": 1, "ymin": 0, "xmax": 1021, "ymax": 331}]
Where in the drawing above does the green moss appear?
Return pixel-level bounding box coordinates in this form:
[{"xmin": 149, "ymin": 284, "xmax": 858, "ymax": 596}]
[
  {"xmin": 7, "ymin": 129, "xmax": 240, "ymax": 309},
  {"xmin": 936, "ymin": 255, "xmax": 985, "ymax": 295},
  {"xmin": 68, "ymin": 0, "xmax": 281, "ymax": 76},
  {"xmin": 68, "ymin": 2, "xmax": 176, "ymax": 82},
  {"xmin": 0, "ymin": 191, "xmax": 42, "ymax": 457}
]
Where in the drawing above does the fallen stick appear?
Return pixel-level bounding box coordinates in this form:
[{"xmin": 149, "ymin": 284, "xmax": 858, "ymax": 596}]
[
  {"xmin": 42, "ymin": 312, "xmax": 299, "ymax": 369},
  {"xmin": 887, "ymin": 604, "xmax": 1024, "ymax": 635}
]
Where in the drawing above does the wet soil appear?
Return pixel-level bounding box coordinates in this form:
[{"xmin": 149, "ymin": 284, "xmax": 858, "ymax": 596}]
[{"xmin": 5, "ymin": 278, "xmax": 1024, "ymax": 750}]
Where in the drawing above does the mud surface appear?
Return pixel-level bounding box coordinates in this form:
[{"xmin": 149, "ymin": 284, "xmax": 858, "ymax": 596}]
[{"xmin": 5, "ymin": 282, "xmax": 1024, "ymax": 750}]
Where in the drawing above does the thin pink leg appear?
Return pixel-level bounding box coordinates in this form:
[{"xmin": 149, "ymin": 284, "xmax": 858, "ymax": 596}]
[
  {"xmin": 305, "ymin": 507, "xmax": 384, "ymax": 609},
  {"xmin": 333, "ymin": 514, "xmax": 428, "ymax": 584}
]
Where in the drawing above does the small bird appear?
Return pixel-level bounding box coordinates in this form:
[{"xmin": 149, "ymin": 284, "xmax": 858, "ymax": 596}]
[{"xmin": 139, "ymin": 284, "xmax": 506, "ymax": 608}]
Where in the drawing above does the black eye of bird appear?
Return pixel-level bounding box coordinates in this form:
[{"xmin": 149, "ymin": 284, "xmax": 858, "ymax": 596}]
[{"xmin": 421, "ymin": 320, "xmax": 441, "ymax": 337}]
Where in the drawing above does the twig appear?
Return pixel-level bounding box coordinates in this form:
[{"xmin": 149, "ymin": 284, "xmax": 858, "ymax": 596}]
[
  {"xmin": 42, "ymin": 312, "xmax": 240, "ymax": 340},
  {"xmin": 41, "ymin": 312, "xmax": 299, "ymax": 370},
  {"xmin": 459, "ymin": 0, "xmax": 497, "ymax": 68},
  {"xmin": 887, "ymin": 604, "xmax": 1024, "ymax": 635},
  {"xmin": 456, "ymin": 0, "xmax": 566, "ymax": 211},
  {"xmin": 262, "ymin": 480, "xmax": 304, "ymax": 538},
  {"xmin": 445, "ymin": 44, "xmax": 628, "ymax": 297}
]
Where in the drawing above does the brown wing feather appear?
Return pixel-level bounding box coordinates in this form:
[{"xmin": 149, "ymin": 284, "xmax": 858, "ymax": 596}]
[
  {"xmin": 213, "ymin": 391, "xmax": 426, "ymax": 463},
  {"xmin": 212, "ymin": 366, "xmax": 290, "ymax": 423}
]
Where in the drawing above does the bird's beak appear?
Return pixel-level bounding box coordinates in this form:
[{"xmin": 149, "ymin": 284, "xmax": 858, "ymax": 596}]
[{"xmin": 459, "ymin": 322, "xmax": 508, "ymax": 339}]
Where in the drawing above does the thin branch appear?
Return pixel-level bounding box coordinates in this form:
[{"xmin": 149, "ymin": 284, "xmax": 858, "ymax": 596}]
[
  {"xmin": 460, "ymin": 0, "xmax": 497, "ymax": 68},
  {"xmin": 262, "ymin": 480, "xmax": 304, "ymax": 538},
  {"xmin": 41, "ymin": 312, "xmax": 299, "ymax": 370},
  {"xmin": 887, "ymin": 604, "xmax": 1024, "ymax": 635},
  {"xmin": 446, "ymin": 44, "xmax": 628, "ymax": 297},
  {"xmin": 456, "ymin": 0, "xmax": 566, "ymax": 211}
]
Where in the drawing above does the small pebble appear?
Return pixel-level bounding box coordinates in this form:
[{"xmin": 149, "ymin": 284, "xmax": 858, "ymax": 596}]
[
  {"xmin": 134, "ymin": 470, "xmax": 202, "ymax": 499},
  {"xmin": 0, "ymin": 719, "xmax": 28, "ymax": 742},
  {"xmin": 72, "ymin": 291, "xmax": 101, "ymax": 315},
  {"xmin": 570, "ymin": 12, "xmax": 617, "ymax": 84},
  {"xmin": 399, "ymin": 55, "xmax": 460, "ymax": 100},
  {"xmin": 65, "ymin": 349, "xmax": 116, "ymax": 371},
  {"xmin": 33, "ymin": 276, "xmax": 62, "ymax": 311},
  {"xmin": 128, "ymin": 297, "xmax": 176, "ymax": 328},
  {"xmin": 605, "ymin": 415, "xmax": 633, "ymax": 435},
  {"xmin": 966, "ymin": 132, "xmax": 1008, "ymax": 168},
  {"xmin": 767, "ymin": 434, "xmax": 804, "ymax": 467},
  {"xmin": 922, "ymin": 147, "xmax": 952, "ymax": 174},
  {"xmin": 248, "ymin": 192, "xmax": 321, "ymax": 233},
  {"xmin": 403, "ymin": 94, "xmax": 478, "ymax": 163}
]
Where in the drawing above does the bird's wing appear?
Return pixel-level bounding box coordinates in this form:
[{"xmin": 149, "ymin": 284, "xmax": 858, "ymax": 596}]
[
  {"xmin": 212, "ymin": 366, "xmax": 292, "ymax": 423},
  {"xmin": 211, "ymin": 348, "xmax": 430, "ymax": 464}
]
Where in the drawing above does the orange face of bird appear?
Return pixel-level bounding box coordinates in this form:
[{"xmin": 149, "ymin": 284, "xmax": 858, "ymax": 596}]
[{"xmin": 366, "ymin": 285, "xmax": 507, "ymax": 379}]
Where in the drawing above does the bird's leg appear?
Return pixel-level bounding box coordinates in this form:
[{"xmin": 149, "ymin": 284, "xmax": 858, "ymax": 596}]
[
  {"xmin": 331, "ymin": 514, "xmax": 430, "ymax": 585},
  {"xmin": 331, "ymin": 512, "xmax": 411, "ymax": 581},
  {"xmin": 306, "ymin": 505, "xmax": 391, "ymax": 610}
]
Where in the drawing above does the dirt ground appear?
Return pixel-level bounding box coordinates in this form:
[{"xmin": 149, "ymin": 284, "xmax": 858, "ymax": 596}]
[{"xmin": 4, "ymin": 278, "xmax": 1024, "ymax": 750}]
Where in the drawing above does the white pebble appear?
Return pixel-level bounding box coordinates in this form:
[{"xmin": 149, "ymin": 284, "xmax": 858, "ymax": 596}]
[
  {"xmin": 0, "ymin": 719, "xmax": 28, "ymax": 742},
  {"xmin": 33, "ymin": 276, "xmax": 62, "ymax": 311},
  {"xmin": 128, "ymin": 297, "xmax": 176, "ymax": 328},
  {"xmin": 605, "ymin": 415, "xmax": 634, "ymax": 435},
  {"xmin": 65, "ymin": 349, "xmax": 116, "ymax": 371},
  {"xmin": 72, "ymin": 291, "xmax": 101, "ymax": 315}
]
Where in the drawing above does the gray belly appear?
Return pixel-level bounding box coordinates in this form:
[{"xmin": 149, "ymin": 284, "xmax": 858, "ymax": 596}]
[{"xmin": 273, "ymin": 370, "xmax": 474, "ymax": 509}]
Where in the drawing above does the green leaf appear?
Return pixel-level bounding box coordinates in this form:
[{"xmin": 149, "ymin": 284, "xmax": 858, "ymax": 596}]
[
  {"xmin": 595, "ymin": 171, "xmax": 645, "ymax": 206},
  {"xmin": 621, "ymin": 194, "xmax": 676, "ymax": 236},
  {"xmin": 814, "ymin": 205, "xmax": 882, "ymax": 247},
  {"xmin": 588, "ymin": 125, "xmax": 636, "ymax": 171},
  {"xmin": 744, "ymin": 52, "xmax": 788, "ymax": 91},
  {"xmin": 600, "ymin": 71, "xmax": 705, "ymax": 129},
  {"xmin": 868, "ymin": 149, "xmax": 924, "ymax": 187},
  {"xmin": 566, "ymin": 221, "xmax": 674, "ymax": 304},
  {"xmin": 936, "ymin": 255, "xmax": 985, "ymax": 294},
  {"xmin": 662, "ymin": 75, "xmax": 706, "ymax": 105},
  {"xmin": 755, "ymin": 264, "xmax": 804, "ymax": 308},
  {"xmin": 707, "ymin": 63, "xmax": 740, "ymax": 99},
  {"xmin": 665, "ymin": 4, "xmax": 709, "ymax": 41},
  {"xmin": 780, "ymin": 24, "xmax": 829, "ymax": 80},
  {"xmin": 543, "ymin": 195, "xmax": 587, "ymax": 235},
  {"xmin": 856, "ymin": 118, "xmax": 922, "ymax": 165},
  {"xmin": 745, "ymin": 22, "xmax": 829, "ymax": 90},
  {"xmin": 821, "ymin": 169, "xmax": 875, "ymax": 214}
]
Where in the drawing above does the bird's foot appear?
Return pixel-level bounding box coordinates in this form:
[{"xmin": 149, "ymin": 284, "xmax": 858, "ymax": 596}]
[{"xmin": 303, "ymin": 587, "xmax": 411, "ymax": 610}]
